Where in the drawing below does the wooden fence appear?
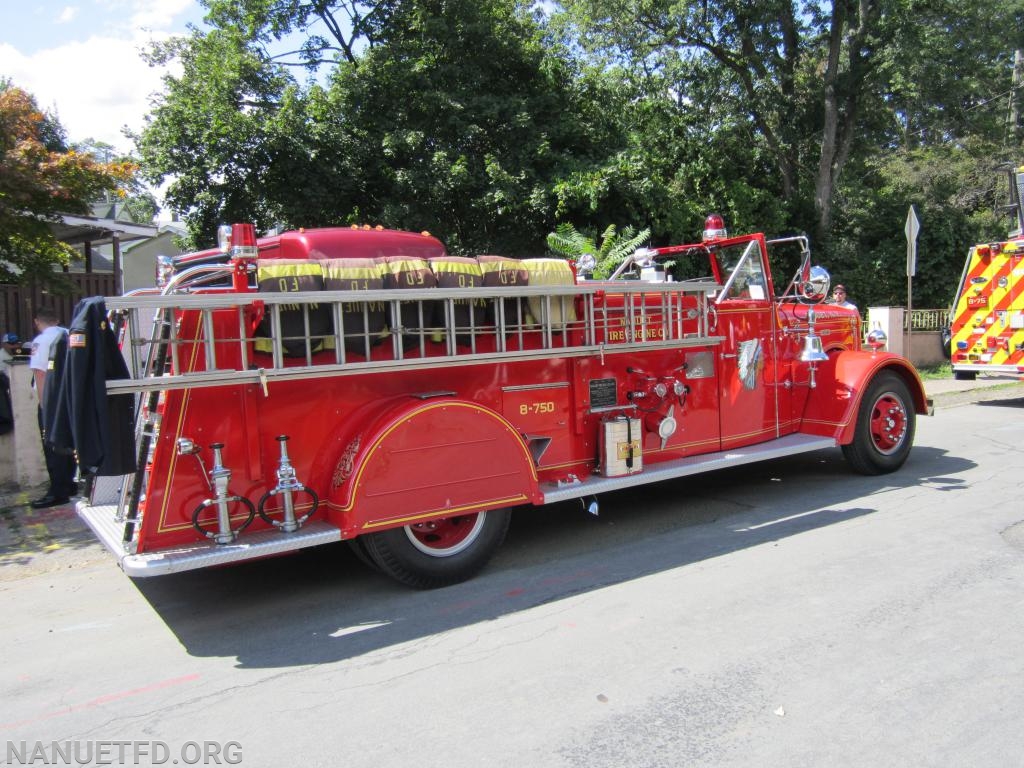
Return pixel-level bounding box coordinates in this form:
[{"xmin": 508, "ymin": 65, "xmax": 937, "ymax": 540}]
[{"xmin": 0, "ymin": 273, "xmax": 118, "ymax": 341}]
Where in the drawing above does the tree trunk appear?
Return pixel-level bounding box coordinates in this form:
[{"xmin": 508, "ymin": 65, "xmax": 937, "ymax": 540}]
[
  {"xmin": 813, "ymin": 1, "xmax": 848, "ymax": 245},
  {"xmin": 813, "ymin": 0, "xmax": 877, "ymax": 245}
]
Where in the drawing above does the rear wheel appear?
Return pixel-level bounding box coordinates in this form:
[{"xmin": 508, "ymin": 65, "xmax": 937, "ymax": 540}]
[
  {"xmin": 953, "ymin": 369, "xmax": 977, "ymax": 381},
  {"xmin": 362, "ymin": 509, "xmax": 511, "ymax": 589},
  {"xmin": 346, "ymin": 539, "xmax": 380, "ymax": 571},
  {"xmin": 842, "ymin": 372, "xmax": 915, "ymax": 475}
]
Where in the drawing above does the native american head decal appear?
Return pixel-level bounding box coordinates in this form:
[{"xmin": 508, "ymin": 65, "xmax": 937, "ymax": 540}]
[
  {"xmin": 737, "ymin": 338, "xmax": 763, "ymax": 390},
  {"xmin": 332, "ymin": 436, "xmax": 361, "ymax": 488}
]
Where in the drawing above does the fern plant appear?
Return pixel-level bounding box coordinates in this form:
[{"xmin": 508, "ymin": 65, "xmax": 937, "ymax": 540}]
[{"xmin": 546, "ymin": 223, "xmax": 651, "ymax": 279}]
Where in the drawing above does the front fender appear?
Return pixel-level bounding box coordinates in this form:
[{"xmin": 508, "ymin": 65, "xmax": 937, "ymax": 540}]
[
  {"xmin": 323, "ymin": 397, "xmax": 541, "ymax": 537},
  {"xmin": 800, "ymin": 351, "xmax": 928, "ymax": 444}
]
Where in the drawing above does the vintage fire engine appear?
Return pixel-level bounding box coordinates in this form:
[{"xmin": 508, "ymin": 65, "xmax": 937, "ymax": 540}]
[
  {"xmin": 949, "ymin": 165, "xmax": 1024, "ymax": 380},
  {"xmin": 75, "ymin": 215, "xmax": 928, "ymax": 588}
]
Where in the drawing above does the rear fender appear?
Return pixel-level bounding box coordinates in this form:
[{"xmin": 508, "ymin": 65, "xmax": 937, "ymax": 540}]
[
  {"xmin": 800, "ymin": 351, "xmax": 928, "ymax": 444},
  {"xmin": 321, "ymin": 398, "xmax": 541, "ymax": 537}
]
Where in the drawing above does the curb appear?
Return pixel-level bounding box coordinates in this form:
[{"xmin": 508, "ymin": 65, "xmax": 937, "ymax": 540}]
[{"xmin": 926, "ymin": 379, "xmax": 1024, "ymax": 408}]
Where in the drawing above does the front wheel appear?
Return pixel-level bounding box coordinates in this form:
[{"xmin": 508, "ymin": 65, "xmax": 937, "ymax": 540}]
[
  {"xmin": 842, "ymin": 372, "xmax": 916, "ymax": 475},
  {"xmin": 361, "ymin": 509, "xmax": 511, "ymax": 589}
]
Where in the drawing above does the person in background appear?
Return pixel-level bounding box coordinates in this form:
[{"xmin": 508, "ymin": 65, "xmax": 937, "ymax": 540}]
[
  {"xmin": 831, "ymin": 284, "xmax": 857, "ymax": 310},
  {"xmin": 28, "ymin": 308, "xmax": 77, "ymax": 509},
  {"xmin": 0, "ymin": 333, "xmax": 15, "ymax": 435},
  {"xmin": 0, "ymin": 333, "xmax": 19, "ymax": 376}
]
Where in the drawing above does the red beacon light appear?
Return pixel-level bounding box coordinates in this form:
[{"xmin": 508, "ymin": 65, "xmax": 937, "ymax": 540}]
[
  {"xmin": 218, "ymin": 222, "xmax": 258, "ymax": 257},
  {"xmin": 702, "ymin": 213, "xmax": 728, "ymax": 242},
  {"xmin": 231, "ymin": 223, "xmax": 258, "ymax": 259},
  {"xmin": 217, "ymin": 222, "xmax": 259, "ymax": 291}
]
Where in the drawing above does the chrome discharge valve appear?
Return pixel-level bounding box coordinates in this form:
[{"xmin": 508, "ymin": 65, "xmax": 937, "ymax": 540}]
[
  {"xmin": 190, "ymin": 442, "xmax": 256, "ymax": 544},
  {"xmin": 258, "ymin": 435, "xmax": 319, "ymax": 533}
]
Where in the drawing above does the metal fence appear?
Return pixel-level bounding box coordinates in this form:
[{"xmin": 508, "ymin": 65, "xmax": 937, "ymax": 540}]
[{"xmin": 906, "ymin": 308, "xmax": 949, "ymax": 332}]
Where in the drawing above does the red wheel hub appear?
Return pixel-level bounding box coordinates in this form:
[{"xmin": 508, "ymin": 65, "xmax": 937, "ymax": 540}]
[
  {"xmin": 406, "ymin": 513, "xmax": 484, "ymax": 555},
  {"xmin": 869, "ymin": 392, "xmax": 907, "ymax": 454}
]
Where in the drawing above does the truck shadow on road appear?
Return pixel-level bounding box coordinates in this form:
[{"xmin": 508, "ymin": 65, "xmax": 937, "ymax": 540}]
[
  {"xmin": 975, "ymin": 396, "xmax": 1024, "ymax": 409},
  {"xmin": 133, "ymin": 444, "xmax": 973, "ymax": 669}
]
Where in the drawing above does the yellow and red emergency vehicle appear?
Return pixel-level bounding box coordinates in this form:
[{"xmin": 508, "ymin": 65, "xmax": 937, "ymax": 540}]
[
  {"xmin": 70, "ymin": 215, "xmax": 928, "ymax": 588},
  {"xmin": 949, "ymin": 165, "xmax": 1024, "ymax": 380}
]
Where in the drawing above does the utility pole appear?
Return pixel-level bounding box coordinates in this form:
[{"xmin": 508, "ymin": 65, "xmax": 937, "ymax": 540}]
[{"xmin": 1013, "ymin": 49, "xmax": 1022, "ymax": 141}]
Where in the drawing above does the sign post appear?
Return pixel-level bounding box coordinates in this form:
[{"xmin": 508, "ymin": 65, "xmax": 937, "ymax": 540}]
[{"xmin": 905, "ymin": 206, "xmax": 920, "ymax": 357}]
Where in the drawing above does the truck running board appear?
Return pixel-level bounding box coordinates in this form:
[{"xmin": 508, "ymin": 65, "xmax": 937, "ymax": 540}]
[
  {"xmin": 76, "ymin": 501, "xmax": 342, "ymax": 577},
  {"xmin": 77, "ymin": 433, "xmax": 835, "ymax": 576},
  {"xmin": 542, "ymin": 433, "xmax": 837, "ymax": 503}
]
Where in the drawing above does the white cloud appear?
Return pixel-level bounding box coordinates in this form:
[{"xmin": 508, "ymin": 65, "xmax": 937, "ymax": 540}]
[
  {"xmin": 130, "ymin": 0, "xmax": 199, "ymax": 35},
  {"xmin": 0, "ymin": 35, "xmax": 181, "ymax": 153},
  {"xmin": 0, "ymin": 0, "xmax": 201, "ymax": 219},
  {"xmin": 57, "ymin": 6, "xmax": 79, "ymax": 23}
]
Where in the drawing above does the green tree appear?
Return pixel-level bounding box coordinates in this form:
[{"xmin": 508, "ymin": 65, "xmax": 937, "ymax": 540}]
[
  {"xmin": 76, "ymin": 138, "xmax": 159, "ymax": 224},
  {"xmin": 0, "ymin": 85, "xmax": 136, "ymax": 285},
  {"xmin": 135, "ymin": 0, "xmax": 625, "ymax": 254},
  {"xmin": 828, "ymin": 145, "xmax": 1015, "ymax": 310},
  {"xmin": 321, "ymin": 0, "xmax": 621, "ymax": 254},
  {"xmin": 540, "ymin": 54, "xmax": 795, "ymax": 251},
  {"xmin": 134, "ymin": 0, "xmax": 1024, "ymax": 312},
  {"xmin": 202, "ymin": 0, "xmax": 399, "ymax": 69},
  {"xmin": 558, "ymin": 0, "xmax": 1023, "ymax": 246},
  {"xmin": 880, "ymin": 0, "xmax": 1024, "ymax": 150},
  {"xmin": 139, "ymin": 1, "xmax": 404, "ymax": 246},
  {"xmin": 136, "ymin": 25, "xmax": 304, "ymax": 245}
]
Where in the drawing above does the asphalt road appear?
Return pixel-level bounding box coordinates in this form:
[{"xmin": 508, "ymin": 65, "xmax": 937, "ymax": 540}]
[{"xmin": 2, "ymin": 383, "xmax": 1023, "ymax": 767}]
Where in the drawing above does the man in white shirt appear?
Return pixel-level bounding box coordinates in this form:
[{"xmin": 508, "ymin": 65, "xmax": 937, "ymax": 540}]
[
  {"xmin": 831, "ymin": 284, "xmax": 857, "ymax": 310},
  {"xmin": 29, "ymin": 307, "xmax": 77, "ymax": 509}
]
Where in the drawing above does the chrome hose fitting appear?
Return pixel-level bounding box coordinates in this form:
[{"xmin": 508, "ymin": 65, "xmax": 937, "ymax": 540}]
[
  {"xmin": 258, "ymin": 435, "xmax": 319, "ymax": 533},
  {"xmin": 190, "ymin": 442, "xmax": 255, "ymax": 544}
]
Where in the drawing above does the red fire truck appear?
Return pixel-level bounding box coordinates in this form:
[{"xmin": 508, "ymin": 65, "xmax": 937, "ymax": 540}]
[{"xmin": 75, "ymin": 215, "xmax": 928, "ymax": 588}]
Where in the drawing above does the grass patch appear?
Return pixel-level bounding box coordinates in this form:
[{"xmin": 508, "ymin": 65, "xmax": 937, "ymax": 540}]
[{"xmin": 915, "ymin": 362, "xmax": 952, "ymax": 380}]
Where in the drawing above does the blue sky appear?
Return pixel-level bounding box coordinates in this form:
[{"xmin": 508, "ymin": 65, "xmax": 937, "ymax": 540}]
[{"xmin": 0, "ymin": 0, "xmax": 206, "ymax": 152}]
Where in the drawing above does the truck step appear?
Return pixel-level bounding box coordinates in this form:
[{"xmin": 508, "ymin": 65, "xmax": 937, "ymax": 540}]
[{"xmin": 542, "ymin": 433, "xmax": 837, "ymax": 503}]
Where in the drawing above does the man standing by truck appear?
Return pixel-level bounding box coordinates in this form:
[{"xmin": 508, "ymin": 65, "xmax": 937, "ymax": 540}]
[
  {"xmin": 830, "ymin": 285, "xmax": 857, "ymax": 310},
  {"xmin": 28, "ymin": 307, "xmax": 77, "ymax": 509}
]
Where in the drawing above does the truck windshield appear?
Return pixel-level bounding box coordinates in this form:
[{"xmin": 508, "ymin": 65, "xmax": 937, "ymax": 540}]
[
  {"xmin": 664, "ymin": 246, "xmax": 714, "ymax": 283},
  {"xmin": 716, "ymin": 241, "xmax": 767, "ymax": 301}
]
